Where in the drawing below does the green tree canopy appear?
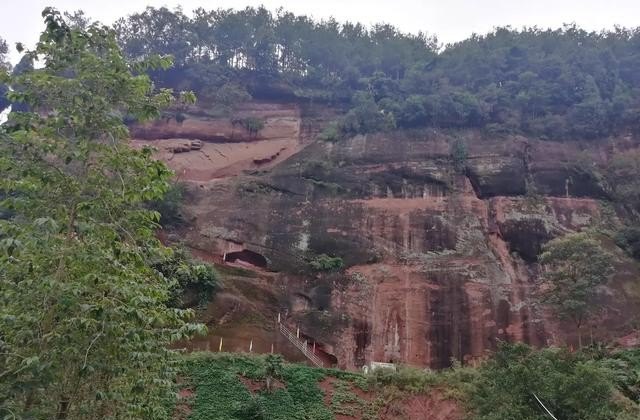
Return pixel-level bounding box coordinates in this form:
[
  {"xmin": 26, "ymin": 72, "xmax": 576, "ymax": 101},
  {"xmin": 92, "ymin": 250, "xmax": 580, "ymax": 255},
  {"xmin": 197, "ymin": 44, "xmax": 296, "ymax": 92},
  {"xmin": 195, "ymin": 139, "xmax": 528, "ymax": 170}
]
[
  {"xmin": 471, "ymin": 343, "xmax": 621, "ymax": 420},
  {"xmin": 607, "ymin": 149, "xmax": 640, "ymax": 211},
  {"xmin": 0, "ymin": 9, "xmax": 203, "ymax": 419},
  {"xmin": 539, "ymin": 232, "xmax": 614, "ymax": 343},
  {"xmin": 113, "ymin": 7, "xmax": 640, "ymax": 139}
]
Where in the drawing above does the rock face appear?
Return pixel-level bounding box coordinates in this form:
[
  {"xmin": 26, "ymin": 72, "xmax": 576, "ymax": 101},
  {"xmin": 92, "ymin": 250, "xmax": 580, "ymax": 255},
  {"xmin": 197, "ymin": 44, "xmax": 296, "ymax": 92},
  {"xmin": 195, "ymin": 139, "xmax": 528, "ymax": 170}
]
[{"xmin": 138, "ymin": 102, "xmax": 640, "ymax": 370}]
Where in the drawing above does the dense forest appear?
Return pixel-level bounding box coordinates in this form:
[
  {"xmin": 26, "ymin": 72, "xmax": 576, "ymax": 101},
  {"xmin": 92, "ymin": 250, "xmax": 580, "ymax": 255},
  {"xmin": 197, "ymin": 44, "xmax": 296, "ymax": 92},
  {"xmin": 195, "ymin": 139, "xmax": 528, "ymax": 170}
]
[{"xmin": 113, "ymin": 6, "xmax": 640, "ymax": 140}]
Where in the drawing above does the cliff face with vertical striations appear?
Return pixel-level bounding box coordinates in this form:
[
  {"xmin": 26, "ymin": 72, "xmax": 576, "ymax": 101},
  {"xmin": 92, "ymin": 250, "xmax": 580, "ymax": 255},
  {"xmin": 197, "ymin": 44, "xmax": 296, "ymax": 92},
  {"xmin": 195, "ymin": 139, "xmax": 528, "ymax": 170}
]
[{"xmin": 132, "ymin": 101, "xmax": 640, "ymax": 370}]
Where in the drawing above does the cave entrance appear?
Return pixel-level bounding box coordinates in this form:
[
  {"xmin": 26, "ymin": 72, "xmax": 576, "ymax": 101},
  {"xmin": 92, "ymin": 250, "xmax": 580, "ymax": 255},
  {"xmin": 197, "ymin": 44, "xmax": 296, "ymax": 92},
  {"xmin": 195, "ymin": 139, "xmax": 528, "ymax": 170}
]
[
  {"xmin": 224, "ymin": 249, "xmax": 267, "ymax": 268},
  {"xmin": 299, "ymin": 333, "xmax": 338, "ymax": 368}
]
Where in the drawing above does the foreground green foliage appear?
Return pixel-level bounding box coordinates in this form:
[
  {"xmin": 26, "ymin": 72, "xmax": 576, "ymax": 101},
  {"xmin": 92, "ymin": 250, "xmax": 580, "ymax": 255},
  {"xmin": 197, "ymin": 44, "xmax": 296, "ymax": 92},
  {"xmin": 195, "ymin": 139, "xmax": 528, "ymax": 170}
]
[
  {"xmin": 0, "ymin": 10, "xmax": 203, "ymax": 419},
  {"xmin": 471, "ymin": 343, "xmax": 626, "ymax": 420},
  {"xmin": 600, "ymin": 348, "xmax": 640, "ymax": 405}
]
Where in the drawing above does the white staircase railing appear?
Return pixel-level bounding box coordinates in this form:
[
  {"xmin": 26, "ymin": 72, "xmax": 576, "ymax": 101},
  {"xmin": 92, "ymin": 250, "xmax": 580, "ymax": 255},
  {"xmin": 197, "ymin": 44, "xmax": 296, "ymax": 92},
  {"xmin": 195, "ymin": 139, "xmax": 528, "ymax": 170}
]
[{"xmin": 277, "ymin": 321, "xmax": 324, "ymax": 368}]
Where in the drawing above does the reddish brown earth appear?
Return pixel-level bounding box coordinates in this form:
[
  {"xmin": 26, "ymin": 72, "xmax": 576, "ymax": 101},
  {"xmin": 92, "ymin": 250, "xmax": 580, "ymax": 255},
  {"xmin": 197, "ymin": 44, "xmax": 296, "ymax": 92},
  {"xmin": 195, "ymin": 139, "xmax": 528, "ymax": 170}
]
[
  {"xmin": 172, "ymin": 386, "xmax": 194, "ymax": 420},
  {"xmin": 140, "ymin": 101, "xmax": 640, "ymax": 371},
  {"xmin": 132, "ymin": 102, "xmax": 306, "ymax": 181},
  {"xmin": 318, "ymin": 377, "xmax": 463, "ymax": 420},
  {"xmin": 382, "ymin": 393, "xmax": 463, "ymax": 420}
]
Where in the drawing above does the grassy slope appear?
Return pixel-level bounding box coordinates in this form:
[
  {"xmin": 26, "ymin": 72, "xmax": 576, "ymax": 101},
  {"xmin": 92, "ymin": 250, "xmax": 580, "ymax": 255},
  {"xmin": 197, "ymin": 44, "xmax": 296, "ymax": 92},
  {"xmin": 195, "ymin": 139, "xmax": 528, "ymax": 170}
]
[
  {"xmin": 177, "ymin": 347, "xmax": 640, "ymax": 420},
  {"xmin": 178, "ymin": 353, "xmax": 469, "ymax": 420}
]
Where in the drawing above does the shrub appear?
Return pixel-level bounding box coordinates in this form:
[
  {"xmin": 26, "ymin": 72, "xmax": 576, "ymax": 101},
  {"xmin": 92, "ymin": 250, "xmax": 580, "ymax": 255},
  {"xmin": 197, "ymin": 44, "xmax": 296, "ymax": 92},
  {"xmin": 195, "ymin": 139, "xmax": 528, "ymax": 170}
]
[
  {"xmin": 265, "ymin": 354, "xmax": 284, "ymax": 392},
  {"xmin": 615, "ymin": 226, "xmax": 640, "ymax": 260},
  {"xmin": 366, "ymin": 366, "xmax": 439, "ymax": 394},
  {"xmin": 182, "ymin": 353, "xmax": 333, "ymax": 420},
  {"xmin": 450, "ymin": 138, "xmax": 468, "ymax": 173},
  {"xmin": 318, "ymin": 122, "xmax": 340, "ymax": 142},
  {"xmin": 338, "ymin": 91, "xmax": 395, "ymax": 136},
  {"xmin": 147, "ymin": 182, "xmax": 185, "ymax": 227},
  {"xmin": 242, "ymin": 117, "xmax": 266, "ymax": 137},
  {"xmin": 214, "ymin": 82, "xmax": 251, "ymax": 109},
  {"xmin": 153, "ymin": 247, "xmax": 219, "ymax": 307},
  {"xmin": 309, "ymin": 254, "xmax": 344, "ymax": 272}
]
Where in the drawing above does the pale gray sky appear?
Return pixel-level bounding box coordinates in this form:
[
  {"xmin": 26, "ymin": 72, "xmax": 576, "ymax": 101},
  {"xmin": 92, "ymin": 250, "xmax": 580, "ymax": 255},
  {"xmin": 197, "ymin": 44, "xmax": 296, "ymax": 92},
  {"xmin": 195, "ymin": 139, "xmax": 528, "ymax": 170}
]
[{"xmin": 2, "ymin": 0, "xmax": 639, "ymax": 64}]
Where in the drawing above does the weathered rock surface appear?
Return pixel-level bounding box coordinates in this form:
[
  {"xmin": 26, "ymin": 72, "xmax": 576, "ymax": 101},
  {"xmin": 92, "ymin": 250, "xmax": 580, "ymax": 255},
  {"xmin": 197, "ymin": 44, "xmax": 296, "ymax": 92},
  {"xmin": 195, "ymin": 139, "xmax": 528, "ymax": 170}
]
[
  {"xmin": 131, "ymin": 102, "xmax": 302, "ymax": 142},
  {"xmin": 143, "ymin": 102, "xmax": 640, "ymax": 370}
]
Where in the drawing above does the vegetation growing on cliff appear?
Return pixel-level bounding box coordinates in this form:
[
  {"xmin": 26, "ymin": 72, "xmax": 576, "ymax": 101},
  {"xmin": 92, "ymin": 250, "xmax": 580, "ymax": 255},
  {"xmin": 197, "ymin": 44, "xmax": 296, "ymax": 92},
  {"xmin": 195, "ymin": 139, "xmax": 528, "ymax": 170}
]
[
  {"xmin": 615, "ymin": 227, "xmax": 640, "ymax": 260},
  {"xmin": 539, "ymin": 233, "xmax": 614, "ymax": 346},
  {"xmin": 0, "ymin": 10, "xmax": 203, "ymax": 419},
  {"xmin": 239, "ymin": 116, "xmax": 266, "ymax": 137},
  {"xmin": 147, "ymin": 181, "xmax": 186, "ymax": 227},
  {"xmin": 450, "ymin": 138, "xmax": 468, "ymax": 173},
  {"xmin": 310, "ymin": 254, "xmax": 345, "ymax": 272},
  {"xmin": 152, "ymin": 246, "xmax": 219, "ymax": 308},
  {"xmin": 114, "ymin": 6, "xmax": 640, "ymax": 139}
]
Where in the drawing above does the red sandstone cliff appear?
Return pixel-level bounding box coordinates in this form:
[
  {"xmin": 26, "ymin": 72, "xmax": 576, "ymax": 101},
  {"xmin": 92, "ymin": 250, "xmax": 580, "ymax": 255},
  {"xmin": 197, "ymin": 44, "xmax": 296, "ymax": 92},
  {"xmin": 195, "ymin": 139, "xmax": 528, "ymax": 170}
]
[{"xmin": 133, "ymin": 101, "xmax": 640, "ymax": 370}]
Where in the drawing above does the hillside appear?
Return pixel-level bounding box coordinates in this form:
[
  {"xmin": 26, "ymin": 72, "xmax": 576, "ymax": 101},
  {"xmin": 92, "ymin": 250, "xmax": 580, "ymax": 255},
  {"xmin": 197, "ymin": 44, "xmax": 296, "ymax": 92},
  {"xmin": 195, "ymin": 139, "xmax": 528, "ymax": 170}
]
[
  {"xmin": 2, "ymin": 7, "xmax": 640, "ymax": 420},
  {"xmin": 176, "ymin": 353, "xmax": 465, "ymax": 420},
  {"xmin": 174, "ymin": 348, "xmax": 639, "ymax": 420}
]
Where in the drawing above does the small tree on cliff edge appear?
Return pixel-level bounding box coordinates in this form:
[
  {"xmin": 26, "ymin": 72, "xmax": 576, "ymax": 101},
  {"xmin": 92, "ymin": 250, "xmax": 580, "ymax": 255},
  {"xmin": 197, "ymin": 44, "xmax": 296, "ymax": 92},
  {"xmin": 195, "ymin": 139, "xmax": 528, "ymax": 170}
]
[
  {"xmin": 0, "ymin": 9, "xmax": 202, "ymax": 419},
  {"xmin": 539, "ymin": 232, "xmax": 614, "ymax": 348}
]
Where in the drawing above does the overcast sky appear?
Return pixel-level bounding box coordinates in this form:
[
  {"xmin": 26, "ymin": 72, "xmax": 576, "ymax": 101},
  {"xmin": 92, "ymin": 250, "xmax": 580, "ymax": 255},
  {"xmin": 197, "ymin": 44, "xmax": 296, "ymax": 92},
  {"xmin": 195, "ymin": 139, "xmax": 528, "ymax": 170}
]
[{"xmin": 2, "ymin": 0, "xmax": 639, "ymax": 64}]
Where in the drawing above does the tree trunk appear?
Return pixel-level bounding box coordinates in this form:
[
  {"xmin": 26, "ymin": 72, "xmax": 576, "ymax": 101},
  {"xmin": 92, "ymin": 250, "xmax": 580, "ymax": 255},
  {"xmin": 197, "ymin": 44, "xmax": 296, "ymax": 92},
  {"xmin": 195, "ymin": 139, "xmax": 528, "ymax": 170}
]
[
  {"xmin": 577, "ymin": 326, "xmax": 582, "ymax": 349},
  {"xmin": 56, "ymin": 398, "xmax": 69, "ymax": 419}
]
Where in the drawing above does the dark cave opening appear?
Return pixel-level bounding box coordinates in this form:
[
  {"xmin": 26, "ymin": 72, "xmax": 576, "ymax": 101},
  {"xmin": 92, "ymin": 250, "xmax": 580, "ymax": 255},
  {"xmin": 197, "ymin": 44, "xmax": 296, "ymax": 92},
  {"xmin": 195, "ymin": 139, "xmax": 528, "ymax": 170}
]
[
  {"xmin": 224, "ymin": 249, "xmax": 268, "ymax": 268},
  {"xmin": 299, "ymin": 333, "xmax": 338, "ymax": 367},
  {"xmin": 313, "ymin": 345, "xmax": 338, "ymax": 367},
  {"xmin": 324, "ymin": 352, "xmax": 338, "ymax": 366}
]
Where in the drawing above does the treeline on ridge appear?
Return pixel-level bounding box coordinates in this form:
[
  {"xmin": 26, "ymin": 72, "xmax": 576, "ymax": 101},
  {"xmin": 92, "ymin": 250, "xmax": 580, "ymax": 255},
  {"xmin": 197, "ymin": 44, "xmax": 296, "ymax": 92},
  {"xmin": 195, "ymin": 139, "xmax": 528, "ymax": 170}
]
[{"xmin": 114, "ymin": 6, "xmax": 640, "ymax": 139}]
